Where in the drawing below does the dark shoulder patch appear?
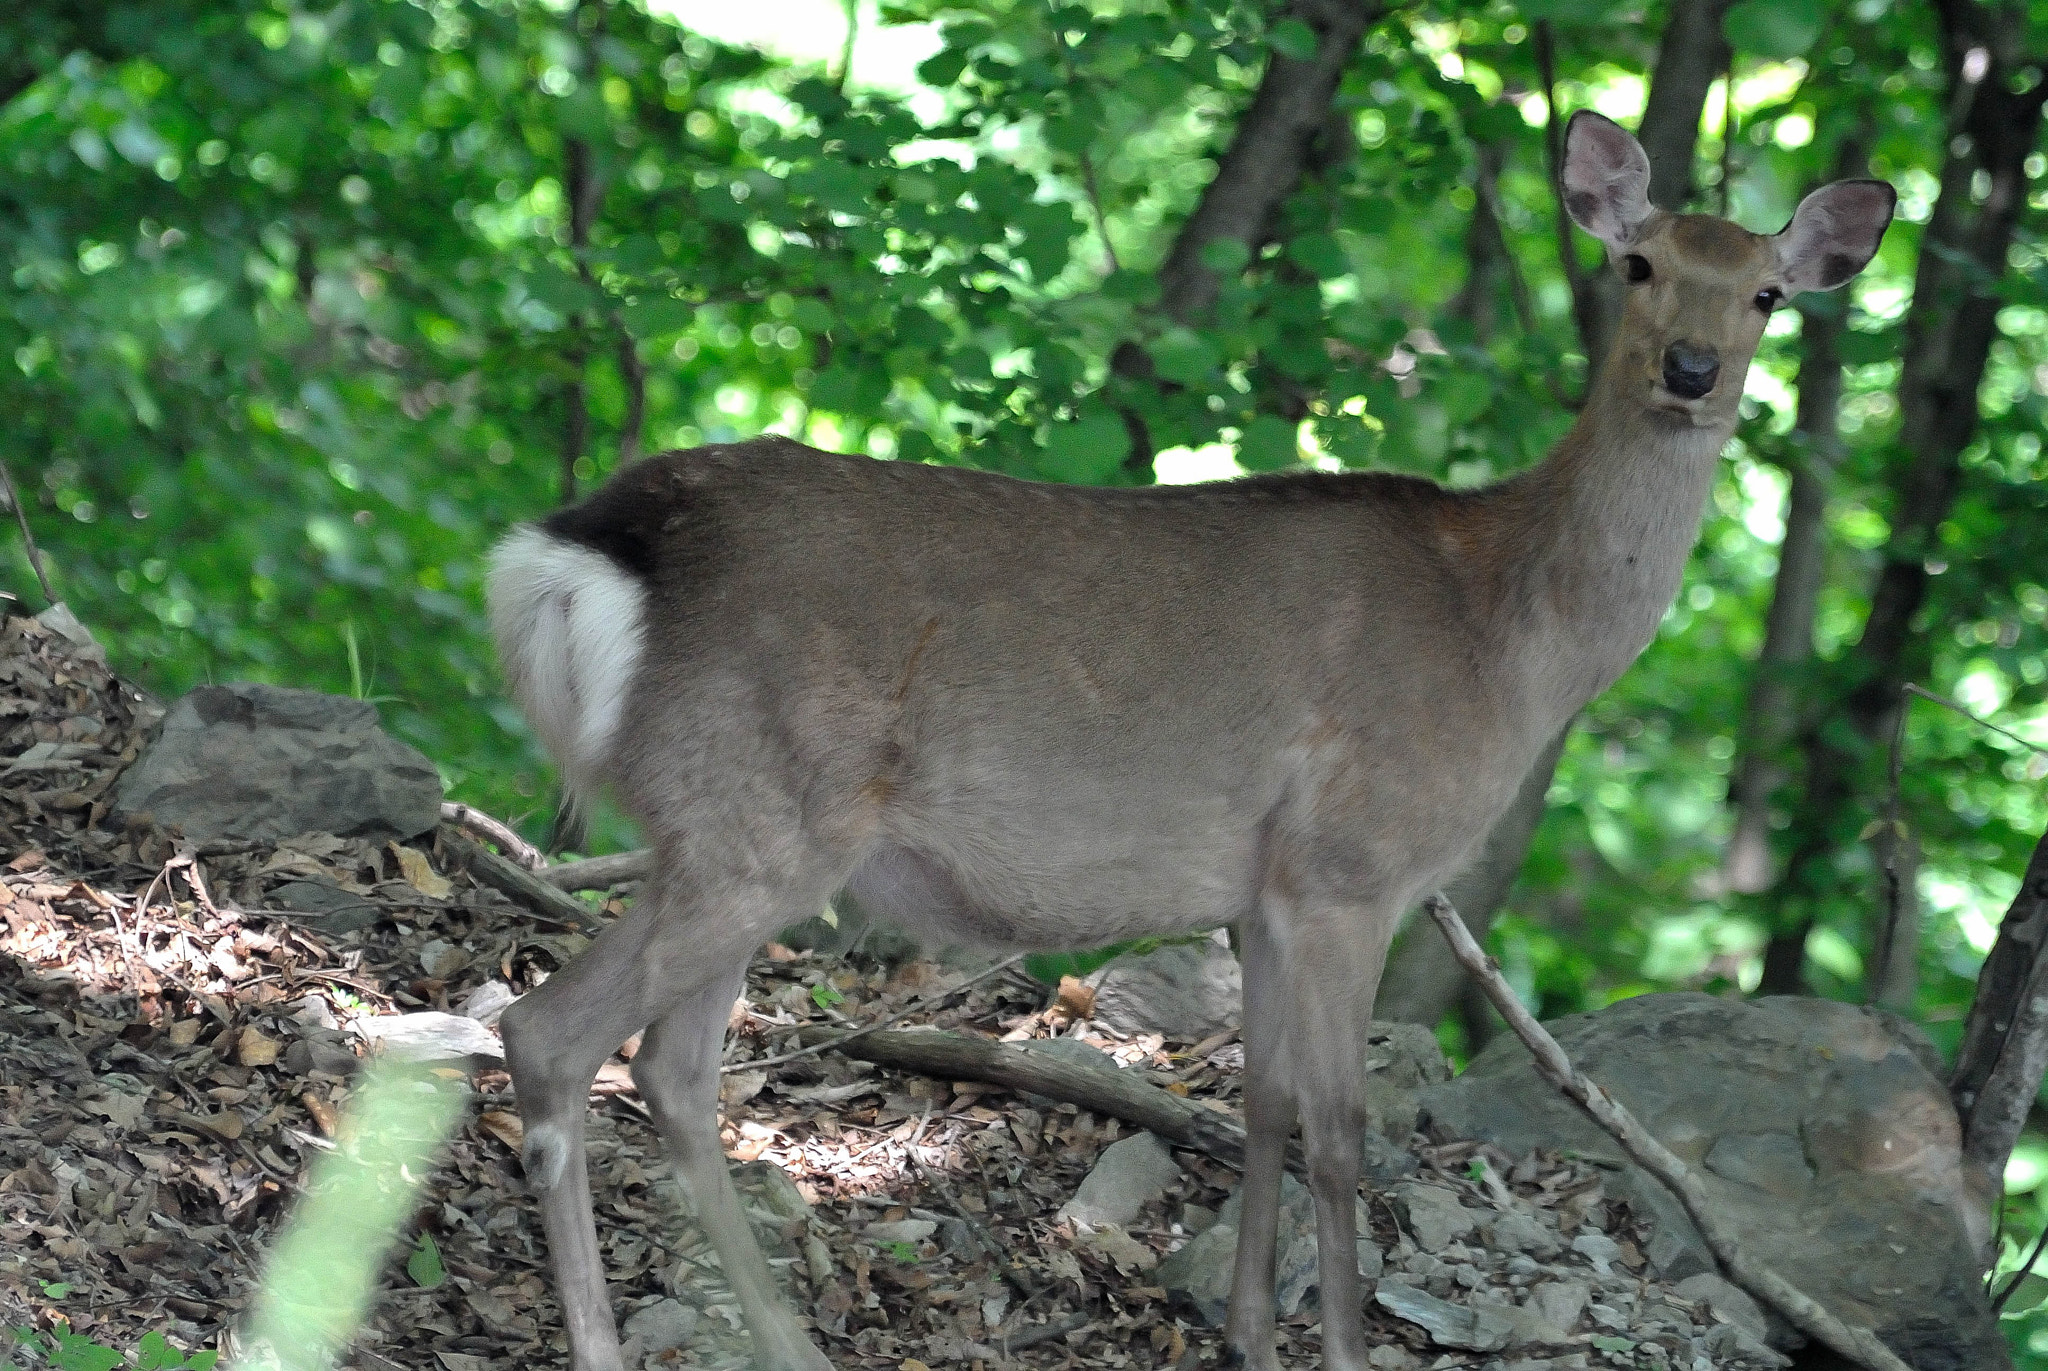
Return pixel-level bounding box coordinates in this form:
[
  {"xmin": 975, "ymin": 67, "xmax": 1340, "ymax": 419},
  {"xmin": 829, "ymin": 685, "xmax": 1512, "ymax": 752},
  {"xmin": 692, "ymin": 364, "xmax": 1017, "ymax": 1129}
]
[{"xmin": 540, "ymin": 456, "xmax": 682, "ymax": 578}]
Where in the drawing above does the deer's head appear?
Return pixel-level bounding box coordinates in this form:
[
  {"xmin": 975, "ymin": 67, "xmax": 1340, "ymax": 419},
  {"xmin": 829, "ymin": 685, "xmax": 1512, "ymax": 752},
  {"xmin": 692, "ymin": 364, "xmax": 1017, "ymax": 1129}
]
[{"xmin": 1561, "ymin": 110, "xmax": 1895, "ymax": 429}]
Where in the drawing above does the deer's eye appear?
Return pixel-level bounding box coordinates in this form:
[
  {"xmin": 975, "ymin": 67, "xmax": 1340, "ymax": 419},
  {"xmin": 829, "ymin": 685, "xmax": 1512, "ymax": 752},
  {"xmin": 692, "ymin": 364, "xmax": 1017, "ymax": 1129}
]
[
  {"xmin": 1754, "ymin": 287, "xmax": 1782, "ymax": 314},
  {"xmin": 1624, "ymin": 254, "xmax": 1652, "ymax": 283}
]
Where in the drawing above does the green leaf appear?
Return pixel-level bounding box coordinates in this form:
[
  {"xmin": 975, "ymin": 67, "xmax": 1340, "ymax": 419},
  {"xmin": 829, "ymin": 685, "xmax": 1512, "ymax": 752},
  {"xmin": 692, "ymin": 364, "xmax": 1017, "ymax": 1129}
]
[
  {"xmin": 917, "ymin": 47, "xmax": 969, "ymax": 87},
  {"xmin": 1198, "ymin": 238, "xmax": 1249, "ymax": 274},
  {"xmin": 137, "ymin": 1333, "xmax": 170, "ymax": 1370},
  {"xmin": 1268, "ymin": 18, "xmax": 1318, "ymax": 62},
  {"xmin": 1285, "ymin": 233, "xmax": 1348, "ymax": 280},
  {"xmin": 1040, "ymin": 402, "xmax": 1130, "ymax": 484},
  {"xmin": 1023, "ymin": 943, "xmax": 1135, "ymax": 985},
  {"xmin": 810, "ymin": 983, "xmax": 845, "ymax": 1011},
  {"xmin": 619, "ymin": 295, "xmax": 699, "ymax": 339},
  {"xmin": 36, "ymin": 1281, "xmax": 71, "ymax": 1300},
  {"xmin": 1723, "ymin": 0, "xmax": 1826, "ymax": 59},
  {"xmin": 1147, "ymin": 328, "xmax": 1222, "ymax": 387},
  {"xmin": 1514, "ymin": 0, "xmax": 1630, "ymax": 22},
  {"xmin": 407, "ymin": 1231, "xmax": 446, "ymax": 1290},
  {"xmin": 1236, "ymin": 414, "xmax": 1301, "ymax": 472},
  {"xmin": 49, "ymin": 1335, "xmax": 122, "ymax": 1371}
]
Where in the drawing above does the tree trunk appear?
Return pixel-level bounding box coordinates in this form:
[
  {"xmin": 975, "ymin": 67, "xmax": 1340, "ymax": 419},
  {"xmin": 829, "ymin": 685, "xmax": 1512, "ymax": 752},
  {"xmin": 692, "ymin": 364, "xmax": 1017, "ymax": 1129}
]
[
  {"xmin": 1952, "ymin": 828, "xmax": 2048, "ymax": 1221},
  {"xmin": 1758, "ymin": 2, "xmax": 2048, "ymax": 992},
  {"xmin": 1380, "ymin": 4, "xmax": 1739, "ymax": 1032}
]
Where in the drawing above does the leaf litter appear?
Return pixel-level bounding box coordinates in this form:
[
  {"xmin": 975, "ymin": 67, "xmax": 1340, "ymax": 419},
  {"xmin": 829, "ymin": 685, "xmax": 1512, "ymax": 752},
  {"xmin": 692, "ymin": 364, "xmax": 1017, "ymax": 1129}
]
[{"xmin": 0, "ymin": 611, "xmax": 1781, "ymax": 1371}]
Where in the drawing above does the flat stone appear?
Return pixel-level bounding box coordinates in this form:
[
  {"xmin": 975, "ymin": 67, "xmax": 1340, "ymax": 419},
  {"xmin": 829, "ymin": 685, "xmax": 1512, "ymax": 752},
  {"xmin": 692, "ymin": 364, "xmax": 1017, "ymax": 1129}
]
[
  {"xmin": 864, "ymin": 1219, "xmax": 937, "ymax": 1246},
  {"xmin": 1158, "ymin": 1173, "xmax": 1379, "ymax": 1327},
  {"xmin": 113, "ymin": 682, "xmax": 442, "ymax": 842},
  {"xmin": 1088, "ymin": 931, "xmax": 1241, "ymax": 1039},
  {"xmin": 1484, "ymin": 1209, "xmax": 1562, "ymax": 1258},
  {"xmin": 1418, "ymin": 992, "xmax": 2002, "ymax": 1366},
  {"xmin": 1060, "ymin": 1132, "xmax": 1180, "ymax": 1229},
  {"xmin": 355, "ymin": 1011, "xmax": 502, "ymax": 1063},
  {"xmin": 1674, "ymin": 1273, "xmax": 1766, "ymax": 1343},
  {"xmin": 1374, "ymin": 1281, "xmax": 1509, "ymax": 1352},
  {"xmin": 1703, "ymin": 1131, "xmax": 1814, "ymax": 1201},
  {"xmin": 1570, "ymin": 1232, "xmax": 1621, "ymax": 1274},
  {"xmin": 1392, "ymin": 1182, "xmax": 1476, "ymax": 1253},
  {"xmin": 266, "ymin": 879, "xmax": 381, "ymax": 935},
  {"xmin": 620, "ymin": 1298, "xmax": 697, "ymax": 1357},
  {"xmin": 1158, "ymin": 1222, "xmax": 1237, "ymax": 1327},
  {"xmin": 1528, "ymin": 1277, "xmax": 1591, "ymax": 1333},
  {"xmin": 459, "ymin": 980, "xmax": 517, "ymax": 1027}
]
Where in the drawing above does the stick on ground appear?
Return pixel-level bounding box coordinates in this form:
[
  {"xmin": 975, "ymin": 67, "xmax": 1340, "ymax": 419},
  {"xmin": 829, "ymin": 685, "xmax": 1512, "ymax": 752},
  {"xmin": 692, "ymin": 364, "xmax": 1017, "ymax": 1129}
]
[
  {"xmin": 1422, "ymin": 892, "xmax": 1912, "ymax": 1371},
  {"xmin": 440, "ymin": 802, "xmax": 547, "ymax": 872},
  {"xmin": 443, "ymin": 832, "xmax": 602, "ymax": 933}
]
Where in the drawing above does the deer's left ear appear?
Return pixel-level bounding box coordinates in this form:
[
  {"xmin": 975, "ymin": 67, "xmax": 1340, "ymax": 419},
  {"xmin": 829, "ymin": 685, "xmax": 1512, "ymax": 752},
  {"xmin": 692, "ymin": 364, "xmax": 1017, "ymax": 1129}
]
[{"xmin": 1773, "ymin": 180, "xmax": 1897, "ymax": 295}]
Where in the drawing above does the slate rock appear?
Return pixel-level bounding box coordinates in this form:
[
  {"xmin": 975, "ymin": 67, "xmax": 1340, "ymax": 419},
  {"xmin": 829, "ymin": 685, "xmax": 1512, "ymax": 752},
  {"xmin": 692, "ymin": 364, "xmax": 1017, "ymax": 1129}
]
[
  {"xmin": 355, "ymin": 1011, "xmax": 503, "ymax": 1063},
  {"xmin": 1088, "ymin": 930, "xmax": 1241, "ymax": 1039},
  {"xmin": 1059, "ymin": 1132, "xmax": 1180, "ymax": 1229},
  {"xmin": 1391, "ymin": 1181, "xmax": 1476, "ymax": 1252},
  {"xmin": 114, "ymin": 683, "xmax": 443, "ymax": 842},
  {"xmin": 620, "ymin": 1298, "xmax": 697, "ymax": 1360},
  {"xmin": 1373, "ymin": 1281, "xmax": 1513, "ymax": 1352},
  {"xmin": 1418, "ymin": 991, "xmax": 2005, "ymax": 1368},
  {"xmin": 1158, "ymin": 1172, "xmax": 1380, "ymax": 1327}
]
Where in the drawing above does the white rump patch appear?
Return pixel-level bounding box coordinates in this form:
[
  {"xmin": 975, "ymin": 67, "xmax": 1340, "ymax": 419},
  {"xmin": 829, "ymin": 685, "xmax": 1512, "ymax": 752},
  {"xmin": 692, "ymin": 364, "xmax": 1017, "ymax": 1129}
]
[{"xmin": 486, "ymin": 525, "xmax": 647, "ymax": 805}]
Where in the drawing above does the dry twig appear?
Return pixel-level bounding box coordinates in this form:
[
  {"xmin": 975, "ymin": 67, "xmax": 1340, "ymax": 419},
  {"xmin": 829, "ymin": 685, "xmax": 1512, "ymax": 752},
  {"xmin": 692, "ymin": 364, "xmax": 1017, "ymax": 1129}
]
[
  {"xmin": 726, "ymin": 954, "xmax": 1027, "ymax": 1075},
  {"xmin": 442, "ymin": 832, "xmax": 602, "ymax": 933},
  {"xmin": 1422, "ymin": 892, "xmax": 1912, "ymax": 1371},
  {"xmin": 440, "ymin": 802, "xmax": 547, "ymax": 871}
]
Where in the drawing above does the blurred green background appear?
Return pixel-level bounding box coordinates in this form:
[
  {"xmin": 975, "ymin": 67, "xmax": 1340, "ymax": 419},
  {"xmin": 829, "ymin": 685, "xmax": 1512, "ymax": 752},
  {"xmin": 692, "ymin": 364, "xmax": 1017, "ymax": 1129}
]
[{"xmin": 3, "ymin": 0, "xmax": 2047, "ymax": 1356}]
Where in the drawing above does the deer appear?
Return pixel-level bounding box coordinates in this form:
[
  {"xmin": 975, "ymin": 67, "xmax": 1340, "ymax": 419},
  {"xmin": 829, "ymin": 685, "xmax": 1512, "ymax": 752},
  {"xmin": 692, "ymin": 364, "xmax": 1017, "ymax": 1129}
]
[{"xmin": 483, "ymin": 111, "xmax": 1893, "ymax": 1371}]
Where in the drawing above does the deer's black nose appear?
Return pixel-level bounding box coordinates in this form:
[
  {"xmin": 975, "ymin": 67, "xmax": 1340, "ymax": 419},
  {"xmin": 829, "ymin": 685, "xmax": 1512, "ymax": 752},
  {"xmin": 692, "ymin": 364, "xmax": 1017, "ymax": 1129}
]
[{"xmin": 1661, "ymin": 341, "xmax": 1719, "ymax": 400}]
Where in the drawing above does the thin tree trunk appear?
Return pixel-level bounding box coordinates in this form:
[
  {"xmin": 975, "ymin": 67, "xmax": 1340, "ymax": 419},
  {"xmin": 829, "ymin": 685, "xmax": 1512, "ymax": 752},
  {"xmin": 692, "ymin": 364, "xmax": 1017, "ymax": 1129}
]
[
  {"xmin": 1379, "ymin": 3, "xmax": 1738, "ymax": 1033},
  {"xmin": 1952, "ymin": 828, "xmax": 2048, "ymax": 1219},
  {"xmin": 1758, "ymin": 3, "xmax": 2048, "ymax": 992}
]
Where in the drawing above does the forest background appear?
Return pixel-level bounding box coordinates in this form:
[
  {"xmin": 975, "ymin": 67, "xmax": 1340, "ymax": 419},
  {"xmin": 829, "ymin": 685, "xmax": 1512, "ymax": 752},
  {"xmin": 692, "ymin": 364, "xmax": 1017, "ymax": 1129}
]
[{"xmin": 4, "ymin": 0, "xmax": 2048, "ymax": 1355}]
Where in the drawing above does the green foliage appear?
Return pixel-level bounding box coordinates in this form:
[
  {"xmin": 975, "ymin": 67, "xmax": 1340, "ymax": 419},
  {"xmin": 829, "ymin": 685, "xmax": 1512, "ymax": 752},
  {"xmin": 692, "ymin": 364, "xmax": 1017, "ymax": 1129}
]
[
  {"xmin": 405, "ymin": 1230, "xmax": 446, "ymax": 1290},
  {"xmin": 2, "ymin": 1328, "xmax": 216, "ymax": 1371},
  {"xmin": 4, "ymin": 0, "xmax": 2048, "ymax": 1351}
]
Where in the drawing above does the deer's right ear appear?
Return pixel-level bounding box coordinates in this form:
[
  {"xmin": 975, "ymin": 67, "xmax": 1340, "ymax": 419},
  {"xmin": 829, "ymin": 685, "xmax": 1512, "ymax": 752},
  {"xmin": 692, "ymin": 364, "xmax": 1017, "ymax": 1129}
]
[{"xmin": 1561, "ymin": 111, "xmax": 1654, "ymax": 249}]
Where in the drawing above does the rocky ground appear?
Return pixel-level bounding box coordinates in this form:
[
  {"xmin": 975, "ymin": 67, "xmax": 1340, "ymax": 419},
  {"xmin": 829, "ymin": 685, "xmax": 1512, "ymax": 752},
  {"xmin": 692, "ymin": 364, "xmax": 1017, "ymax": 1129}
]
[{"xmin": 0, "ymin": 609, "xmax": 1796, "ymax": 1370}]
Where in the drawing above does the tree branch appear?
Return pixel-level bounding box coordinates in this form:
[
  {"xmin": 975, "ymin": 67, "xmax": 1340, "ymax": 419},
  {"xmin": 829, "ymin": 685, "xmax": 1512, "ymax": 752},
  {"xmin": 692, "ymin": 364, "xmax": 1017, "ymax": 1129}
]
[
  {"xmin": 444, "ymin": 832, "xmax": 602, "ymax": 933},
  {"xmin": 1152, "ymin": 0, "xmax": 1386, "ymax": 325},
  {"xmin": 1423, "ymin": 894, "xmax": 1914, "ymax": 1371},
  {"xmin": 1951, "ymin": 834, "xmax": 2048, "ymax": 1200}
]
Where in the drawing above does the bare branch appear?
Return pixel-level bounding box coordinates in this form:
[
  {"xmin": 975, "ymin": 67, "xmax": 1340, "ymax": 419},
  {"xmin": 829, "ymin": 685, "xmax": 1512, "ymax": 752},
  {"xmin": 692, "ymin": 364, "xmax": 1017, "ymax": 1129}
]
[
  {"xmin": 540, "ymin": 848, "xmax": 653, "ymax": 891},
  {"xmin": 0, "ymin": 458, "xmax": 54, "ymax": 607},
  {"xmin": 1423, "ymin": 893, "xmax": 1915, "ymax": 1371},
  {"xmin": 1153, "ymin": 0, "xmax": 1386, "ymax": 325},
  {"xmin": 1951, "ymin": 830, "xmax": 2048, "ymax": 1197},
  {"xmin": 444, "ymin": 831, "xmax": 602, "ymax": 933},
  {"xmin": 440, "ymin": 802, "xmax": 546, "ymax": 872},
  {"xmin": 725, "ymin": 954, "xmax": 1026, "ymax": 1075}
]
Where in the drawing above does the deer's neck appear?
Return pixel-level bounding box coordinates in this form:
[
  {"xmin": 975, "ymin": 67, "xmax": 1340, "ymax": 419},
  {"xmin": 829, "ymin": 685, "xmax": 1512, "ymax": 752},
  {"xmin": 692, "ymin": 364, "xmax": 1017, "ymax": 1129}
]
[{"xmin": 1491, "ymin": 370, "xmax": 1729, "ymax": 724}]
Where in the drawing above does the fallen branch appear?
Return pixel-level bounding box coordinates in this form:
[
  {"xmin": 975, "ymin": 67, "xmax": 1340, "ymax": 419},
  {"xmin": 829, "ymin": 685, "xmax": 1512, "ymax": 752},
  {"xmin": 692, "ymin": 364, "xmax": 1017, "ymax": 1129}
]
[
  {"xmin": 727, "ymin": 954, "xmax": 1028, "ymax": 1075},
  {"xmin": 537, "ymin": 848, "xmax": 652, "ymax": 891},
  {"xmin": 795, "ymin": 1021, "xmax": 1306, "ymax": 1178},
  {"xmin": 443, "ymin": 832, "xmax": 602, "ymax": 934},
  {"xmin": 440, "ymin": 802, "xmax": 546, "ymax": 872},
  {"xmin": 1422, "ymin": 893, "xmax": 1912, "ymax": 1371}
]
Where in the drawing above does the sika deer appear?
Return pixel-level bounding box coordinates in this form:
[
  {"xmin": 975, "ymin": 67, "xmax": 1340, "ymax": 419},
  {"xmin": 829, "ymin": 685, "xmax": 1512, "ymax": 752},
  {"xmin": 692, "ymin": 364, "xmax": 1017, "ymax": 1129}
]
[{"xmin": 485, "ymin": 112, "xmax": 1893, "ymax": 1371}]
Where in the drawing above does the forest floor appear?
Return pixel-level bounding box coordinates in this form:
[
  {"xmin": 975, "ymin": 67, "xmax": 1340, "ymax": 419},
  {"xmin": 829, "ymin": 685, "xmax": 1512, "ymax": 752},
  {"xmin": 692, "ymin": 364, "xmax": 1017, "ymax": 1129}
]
[{"xmin": 0, "ymin": 610, "xmax": 1663, "ymax": 1371}]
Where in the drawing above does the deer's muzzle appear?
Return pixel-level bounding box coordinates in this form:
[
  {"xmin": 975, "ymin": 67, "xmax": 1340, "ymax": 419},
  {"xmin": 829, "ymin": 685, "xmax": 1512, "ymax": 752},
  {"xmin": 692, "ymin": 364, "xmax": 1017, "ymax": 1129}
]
[{"xmin": 1660, "ymin": 341, "xmax": 1719, "ymax": 400}]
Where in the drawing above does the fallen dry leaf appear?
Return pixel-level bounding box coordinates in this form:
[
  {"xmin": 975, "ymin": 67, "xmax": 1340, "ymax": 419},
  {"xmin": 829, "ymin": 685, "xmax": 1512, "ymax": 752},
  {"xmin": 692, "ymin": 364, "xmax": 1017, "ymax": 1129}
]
[
  {"xmin": 1056, "ymin": 975, "xmax": 1096, "ymax": 1018},
  {"xmin": 301, "ymin": 1091, "xmax": 338, "ymax": 1137},
  {"xmin": 392, "ymin": 843, "xmax": 454, "ymax": 899},
  {"xmin": 166, "ymin": 1019, "xmax": 201, "ymax": 1046},
  {"xmin": 478, "ymin": 1109, "xmax": 524, "ymax": 1151},
  {"xmin": 235, "ymin": 1028, "xmax": 281, "ymax": 1067}
]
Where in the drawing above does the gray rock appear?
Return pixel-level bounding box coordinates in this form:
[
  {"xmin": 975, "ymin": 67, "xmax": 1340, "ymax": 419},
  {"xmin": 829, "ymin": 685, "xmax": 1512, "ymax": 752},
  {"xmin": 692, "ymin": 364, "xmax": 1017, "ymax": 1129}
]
[
  {"xmin": 1528, "ymin": 1276, "xmax": 1591, "ymax": 1333},
  {"xmin": 459, "ymin": 980, "xmax": 518, "ymax": 1027},
  {"xmin": 1365, "ymin": 1347, "xmax": 1420, "ymax": 1371},
  {"xmin": 1483, "ymin": 1210, "xmax": 1562, "ymax": 1258},
  {"xmin": 1391, "ymin": 1182, "xmax": 1476, "ymax": 1252},
  {"xmin": 1362, "ymin": 1021, "xmax": 1453, "ymax": 1141},
  {"xmin": 114, "ymin": 683, "xmax": 442, "ymax": 842},
  {"xmin": 355, "ymin": 1011, "xmax": 502, "ymax": 1063},
  {"xmin": 1059, "ymin": 1132, "xmax": 1180, "ymax": 1229},
  {"xmin": 864, "ymin": 1219, "xmax": 936, "ymax": 1246},
  {"xmin": 1088, "ymin": 931, "xmax": 1241, "ymax": 1039},
  {"xmin": 1703, "ymin": 1131, "xmax": 1813, "ymax": 1201},
  {"xmin": 1569, "ymin": 1232, "xmax": 1620, "ymax": 1274},
  {"xmin": 734, "ymin": 1159, "xmax": 812, "ymax": 1225},
  {"xmin": 1418, "ymin": 991, "xmax": 2005, "ymax": 1368},
  {"xmin": 1373, "ymin": 1281, "xmax": 1511, "ymax": 1351},
  {"xmin": 620, "ymin": 1298, "xmax": 697, "ymax": 1360},
  {"xmin": 1674, "ymin": 1272, "xmax": 1765, "ymax": 1343},
  {"xmin": 1158, "ymin": 1173, "xmax": 1379, "ymax": 1327}
]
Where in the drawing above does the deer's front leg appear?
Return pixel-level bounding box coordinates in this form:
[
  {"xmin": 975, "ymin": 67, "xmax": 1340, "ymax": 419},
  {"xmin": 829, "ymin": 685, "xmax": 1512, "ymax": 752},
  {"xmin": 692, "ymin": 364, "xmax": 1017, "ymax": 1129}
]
[{"xmin": 1222, "ymin": 915, "xmax": 1294, "ymax": 1371}]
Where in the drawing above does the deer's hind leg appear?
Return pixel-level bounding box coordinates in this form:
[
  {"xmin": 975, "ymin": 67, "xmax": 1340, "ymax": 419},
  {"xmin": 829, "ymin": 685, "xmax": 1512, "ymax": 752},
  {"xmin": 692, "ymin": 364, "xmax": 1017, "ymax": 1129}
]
[{"xmin": 500, "ymin": 839, "xmax": 845, "ymax": 1371}]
